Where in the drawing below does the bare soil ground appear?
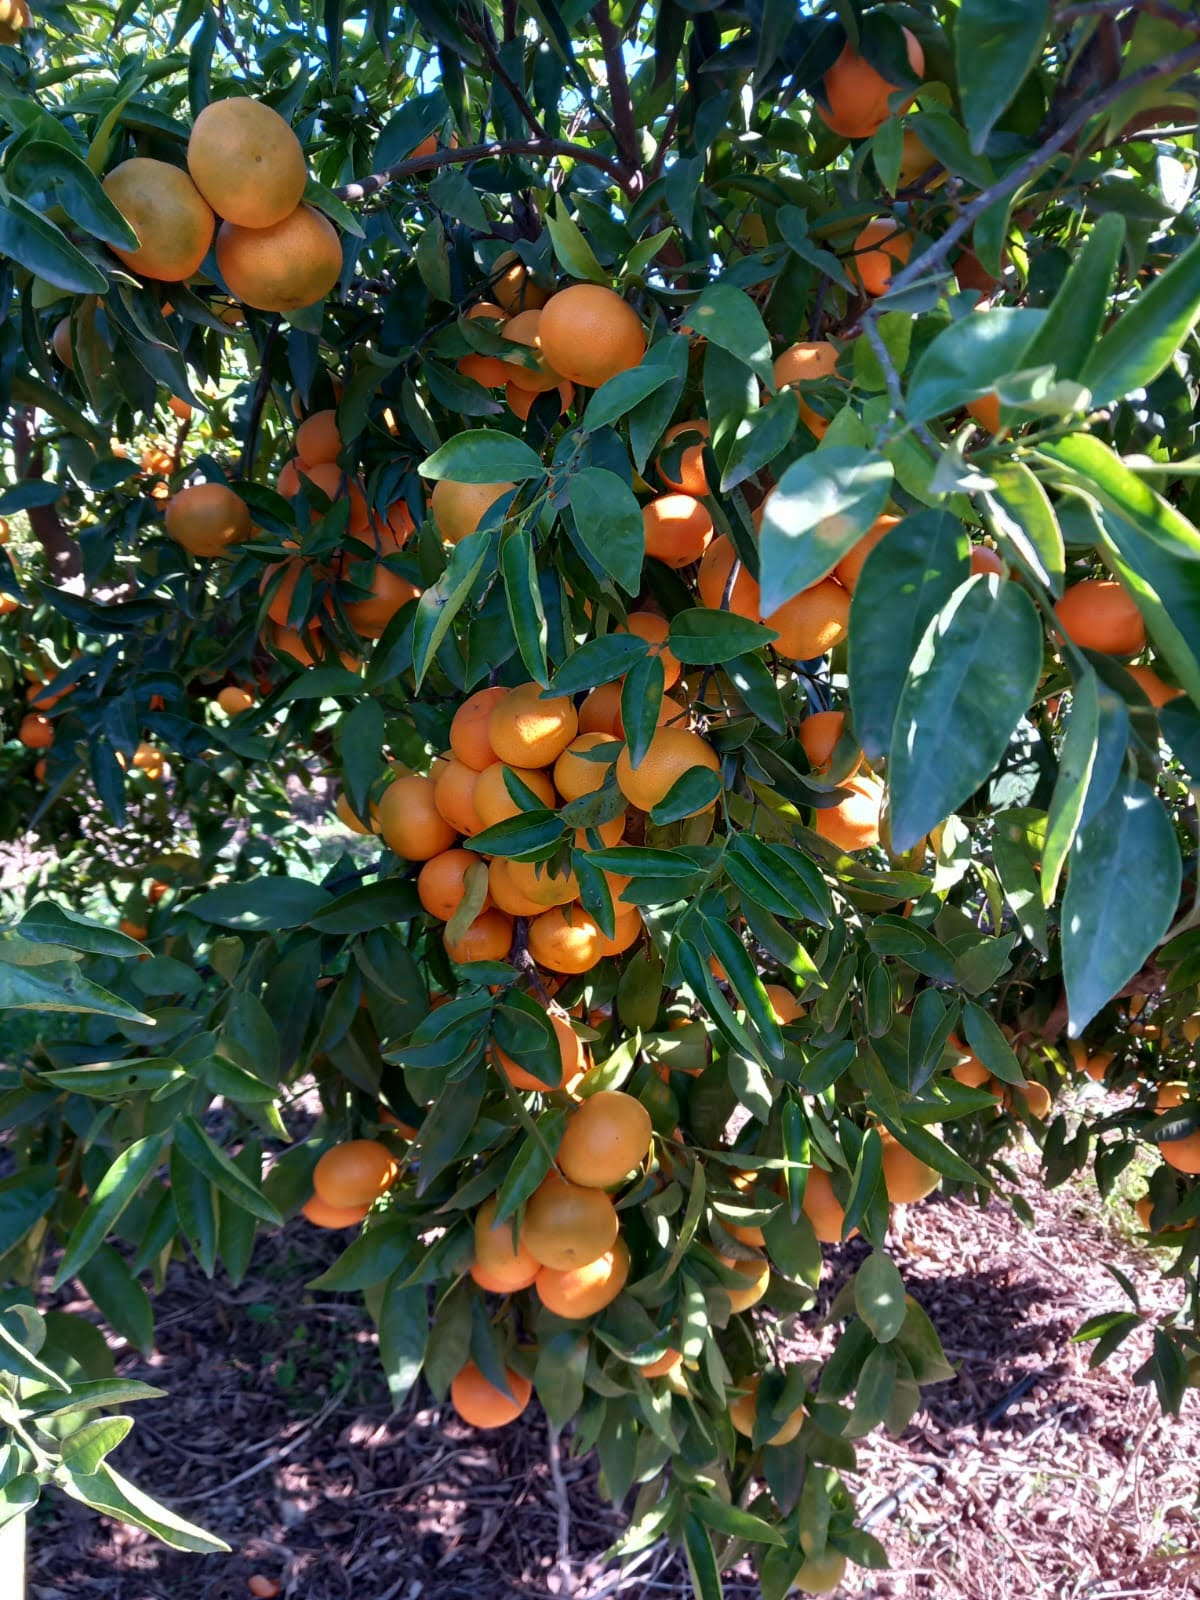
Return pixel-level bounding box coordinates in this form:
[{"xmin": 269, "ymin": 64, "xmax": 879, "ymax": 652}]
[{"xmin": 27, "ymin": 1143, "xmax": 1200, "ymax": 1600}]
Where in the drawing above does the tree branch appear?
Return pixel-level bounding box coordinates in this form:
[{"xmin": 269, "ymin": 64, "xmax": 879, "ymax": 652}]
[
  {"xmin": 860, "ymin": 36, "xmax": 1200, "ymax": 314},
  {"xmin": 1056, "ymin": 0, "xmax": 1200, "ymax": 38},
  {"xmin": 468, "ymin": 14, "xmax": 550, "ymax": 140},
  {"xmin": 334, "ymin": 137, "xmax": 627, "ymax": 202},
  {"xmin": 591, "ymin": 2, "xmax": 642, "ymax": 187},
  {"xmin": 13, "ymin": 407, "xmax": 82, "ymax": 584}
]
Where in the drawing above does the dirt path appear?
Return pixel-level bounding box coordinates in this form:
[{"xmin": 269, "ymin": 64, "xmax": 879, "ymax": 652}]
[{"xmin": 28, "ymin": 1144, "xmax": 1200, "ymax": 1600}]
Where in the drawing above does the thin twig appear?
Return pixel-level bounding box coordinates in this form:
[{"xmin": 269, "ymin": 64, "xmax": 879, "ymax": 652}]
[
  {"xmin": 546, "ymin": 1419, "xmax": 574, "ymax": 1595},
  {"xmin": 470, "ymin": 14, "xmax": 550, "ymax": 140},
  {"xmin": 591, "ymin": 1, "xmax": 642, "ymax": 188},
  {"xmin": 335, "ymin": 137, "xmax": 627, "ymax": 203}
]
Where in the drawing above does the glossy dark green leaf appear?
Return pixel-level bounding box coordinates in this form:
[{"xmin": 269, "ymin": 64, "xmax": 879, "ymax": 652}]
[
  {"xmin": 1023, "ymin": 213, "xmax": 1124, "ymax": 385},
  {"xmin": 174, "ymin": 1119, "xmax": 282, "ymax": 1226},
  {"xmin": 758, "ymin": 448, "xmax": 894, "ymax": 613},
  {"xmin": 888, "ymin": 576, "xmax": 1043, "ymax": 852},
  {"xmin": 501, "ymin": 527, "xmax": 548, "ymax": 683},
  {"xmin": 373, "ymin": 1274, "xmax": 428, "ymax": 1404},
  {"xmin": 682, "ymin": 283, "xmax": 772, "ymax": 386},
  {"xmin": 905, "ymin": 307, "xmax": 1044, "ymax": 422},
  {"xmin": 568, "ymin": 468, "xmax": 644, "ymax": 594},
  {"xmin": 620, "ymin": 647, "xmax": 665, "ymax": 769},
  {"xmin": 0, "ymin": 193, "xmax": 108, "ymax": 293},
  {"xmin": 413, "ymin": 527, "xmax": 491, "ymax": 689},
  {"xmin": 9, "ymin": 141, "xmax": 139, "ymax": 251},
  {"xmin": 984, "ymin": 462, "xmax": 1064, "ymax": 595},
  {"xmin": 1082, "ymin": 230, "xmax": 1200, "ymax": 405},
  {"xmin": 420, "ymin": 431, "xmax": 542, "ymax": 483},
  {"xmin": 669, "ymin": 607, "xmax": 777, "ymax": 663},
  {"xmin": 718, "ymin": 391, "xmax": 797, "ymax": 493},
  {"xmin": 58, "ymin": 1462, "xmax": 229, "ymax": 1554},
  {"xmin": 956, "ymin": 0, "xmax": 1049, "ymax": 153},
  {"xmin": 184, "ymin": 878, "xmax": 333, "ymax": 930},
  {"xmin": 854, "ymin": 1252, "xmax": 906, "ymax": 1343},
  {"xmin": 1063, "ymin": 773, "xmax": 1181, "ymax": 1035},
  {"xmin": 549, "ymin": 632, "xmax": 647, "ymax": 694},
  {"xmin": 54, "ymin": 1136, "xmax": 168, "ymax": 1288}
]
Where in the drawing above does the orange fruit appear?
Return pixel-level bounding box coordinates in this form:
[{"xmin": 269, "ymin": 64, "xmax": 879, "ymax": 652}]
[
  {"xmin": 312, "ymin": 1138, "xmax": 398, "ymax": 1208},
  {"xmin": 504, "ymin": 858, "xmax": 579, "ymax": 908},
  {"xmin": 833, "ymin": 513, "xmax": 902, "ymax": 592},
  {"xmin": 573, "ymin": 813, "xmax": 626, "ymax": 849},
  {"xmin": 377, "ymin": 773, "xmax": 458, "ymax": 859},
  {"xmin": 658, "ymin": 421, "xmax": 711, "ymax": 496},
  {"xmin": 619, "ymin": 611, "xmax": 682, "ymax": 690},
  {"xmin": 507, "ymin": 379, "xmax": 573, "ymax": 420},
  {"xmin": 642, "ymin": 493, "xmax": 714, "ymax": 569},
  {"xmin": 449, "ymin": 685, "xmax": 507, "ymax": 770},
  {"xmin": 897, "ymin": 129, "xmax": 945, "ymax": 191},
  {"xmin": 729, "ymin": 1375, "xmax": 805, "ymax": 1445},
  {"xmin": 165, "ymin": 481, "xmax": 251, "ymax": 557},
  {"xmin": 18, "ymin": 713, "xmax": 53, "ymax": 750},
  {"xmin": 301, "ymin": 1194, "xmax": 370, "ymax": 1228},
  {"xmin": 955, "ymin": 249, "xmax": 998, "ymax": 296},
  {"xmin": 450, "ymin": 1361, "xmax": 533, "ymax": 1429},
  {"xmin": 595, "ymin": 906, "xmax": 643, "ymax": 958},
  {"xmin": 819, "ymin": 28, "xmax": 924, "ymax": 139},
  {"xmin": 1127, "ymin": 664, "xmax": 1182, "ymax": 708},
  {"xmin": 488, "ymin": 682, "xmax": 578, "ymax": 768},
  {"xmin": 799, "ymin": 709, "xmax": 858, "ymax": 776},
  {"xmin": 848, "ymin": 220, "xmax": 912, "ymax": 298},
  {"xmin": 536, "ymin": 284, "xmax": 646, "ymax": 389},
  {"xmin": 299, "ymin": 461, "xmax": 370, "ymax": 532},
  {"xmin": 554, "ymin": 732, "xmax": 618, "ymax": 801},
  {"xmin": 536, "ymin": 1237, "xmax": 630, "ymax": 1318},
  {"xmin": 0, "ymin": 0, "xmax": 30, "ymax": 44},
  {"xmin": 261, "ymin": 554, "xmax": 313, "ymax": 627},
  {"xmin": 218, "ymin": 685, "xmax": 254, "ymax": 715},
  {"xmin": 762, "ymin": 983, "xmax": 803, "ymax": 1024},
  {"xmin": 335, "ymin": 790, "xmax": 374, "ymax": 834},
  {"xmin": 430, "ymin": 478, "xmax": 514, "ymax": 543},
  {"xmin": 296, "ymin": 409, "xmax": 341, "ymax": 467},
  {"xmin": 1002, "ymin": 1080, "xmax": 1052, "ymax": 1120},
  {"xmin": 277, "ymin": 457, "xmax": 302, "ymax": 498},
  {"xmin": 557, "ymin": 1090, "xmax": 652, "ymax": 1189},
  {"xmin": 459, "ymin": 350, "xmax": 508, "ymax": 388},
  {"xmin": 697, "ymin": 535, "xmax": 761, "ymax": 620},
  {"xmin": 1162, "ymin": 1132, "xmax": 1200, "ymax": 1174},
  {"xmin": 639, "ymin": 1348, "xmax": 683, "ymax": 1380},
  {"xmin": 216, "ymin": 204, "xmax": 342, "ymax": 313},
  {"xmin": 187, "ymin": 98, "xmax": 306, "ymax": 229},
  {"xmin": 716, "ymin": 1254, "xmax": 770, "ymax": 1312},
  {"xmin": 118, "ymin": 918, "xmax": 148, "ymax": 941},
  {"xmin": 497, "ymin": 308, "xmax": 563, "ymax": 393},
  {"xmin": 468, "ymin": 300, "xmax": 507, "ymax": 323},
  {"xmin": 1157, "ymin": 1082, "xmax": 1187, "ymax": 1111},
  {"xmin": 369, "ymin": 500, "xmax": 415, "ymax": 553},
  {"xmin": 802, "ymin": 1167, "xmax": 853, "ymax": 1244},
  {"xmin": 272, "ymin": 624, "xmax": 357, "ymax": 671},
  {"xmin": 417, "ymin": 848, "xmax": 489, "ymax": 920},
  {"xmin": 433, "ymin": 757, "xmax": 484, "ymax": 836},
  {"xmin": 773, "ymin": 340, "xmax": 840, "ymax": 438},
  {"xmin": 578, "ymin": 682, "xmax": 624, "ymax": 737},
  {"xmin": 495, "ymin": 1005, "xmax": 586, "ymax": 1091},
  {"xmin": 102, "ymin": 158, "xmax": 215, "ymax": 281},
  {"xmin": 488, "ymin": 857, "xmax": 551, "ymax": 918},
  {"xmin": 971, "ymin": 544, "xmax": 1006, "ymax": 576},
  {"xmin": 0, "ymin": 593, "xmax": 21, "ymax": 618},
  {"xmin": 1055, "ymin": 579, "xmax": 1146, "ymax": 656},
  {"xmin": 167, "ymin": 395, "xmax": 191, "ymax": 421},
  {"xmin": 880, "ymin": 1132, "xmax": 940, "ymax": 1203},
  {"xmin": 470, "ymin": 1195, "xmax": 540, "ymax": 1291},
  {"xmin": 951, "ymin": 1051, "xmax": 991, "ymax": 1088},
  {"xmin": 968, "ymin": 393, "xmax": 1002, "ymax": 434},
  {"xmin": 247, "ymin": 1578, "xmax": 281, "ymax": 1600},
  {"xmin": 473, "ymin": 762, "xmax": 556, "ymax": 828},
  {"xmin": 521, "ymin": 1171, "xmax": 619, "ymax": 1269},
  {"xmin": 343, "ymin": 561, "xmax": 419, "ymax": 638},
  {"xmin": 444, "ymin": 907, "xmax": 513, "ymax": 964},
  {"xmin": 52, "ymin": 317, "xmax": 73, "ymax": 368},
  {"xmin": 527, "ymin": 905, "xmax": 604, "ymax": 973},
  {"xmin": 789, "ymin": 1551, "xmax": 847, "ymax": 1594},
  {"xmin": 140, "ymin": 444, "xmax": 174, "ymax": 477},
  {"xmin": 813, "ymin": 771, "xmax": 883, "ymax": 852},
  {"xmin": 616, "ymin": 726, "xmax": 720, "ymax": 815},
  {"xmin": 492, "ymin": 250, "xmax": 549, "ymax": 313}
]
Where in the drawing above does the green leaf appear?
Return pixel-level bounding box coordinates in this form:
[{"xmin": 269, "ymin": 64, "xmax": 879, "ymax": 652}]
[
  {"xmin": 413, "ymin": 527, "xmax": 492, "ymax": 689},
  {"xmin": 79, "ymin": 1245, "xmax": 154, "ymax": 1356},
  {"xmin": 426, "ymin": 167, "xmax": 487, "ymax": 233},
  {"xmin": 61, "ymin": 1415, "xmax": 134, "ymax": 1476},
  {"xmin": 887, "ymin": 576, "xmax": 1044, "ymax": 853},
  {"xmin": 758, "ymin": 448, "xmax": 894, "ymax": 613},
  {"xmin": 1082, "ymin": 231, "xmax": 1200, "ymax": 406},
  {"xmin": 184, "ymin": 878, "xmax": 333, "ymax": 931},
  {"xmin": 669, "ymin": 607, "xmax": 778, "ymax": 663},
  {"xmin": 373, "ymin": 1274, "xmax": 428, "ymax": 1405},
  {"xmin": 629, "ymin": 336, "xmax": 690, "ymax": 473},
  {"xmin": 682, "ymin": 1513, "xmax": 725, "ymax": 1600},
  {"xmin": 546, "ymin": 199, "xmax": 608, "ymax": 284},
  {"xmin": 0, "ymin": 1314, "xmax": 69, "ymax": 1391},
  {"xmin": 339, "ymin": 697, "xmax": 385, "ymax": 825},
  {"xmin": 173, "ymin": 1119, "xmax": 283, "ymax": 1226},
  {"xmin": 309, "ymin": 1217, "xmax": 416, "ymax": 1291},
  {"xmin": 568, "ymin": 468, "xmax": 644, "ymax": 594},
  {"xmin": 904, "ymin": 307, "xmax": 1044, "ymax": 423},
  {"xmin": 0, "ymin": 193, "xmax": 108, "ymax": 293},
  {"xmin": 59, "ymin": 1462, "xmax": 229, "ymax": 1554},
  {"xmin": 419, "ymin": 430, "xmax": 542, "ymax": 484},
  {"xmin": 620, "ymin": 649, "xmax": 664, "ymax": 769},
  {"xmin": 24, "ymin": 1378, "xmax": 165, "ymax": 1418},
  {"xmin": 990, "ymin": 809, "xmax": 1049, "ymax": 957},
  {"xmin": 549, "ymin": 633, "xmax": 647, "ymax": 694},
  {"xmin": 681, "ymin": 283, "xmax": 773, "ymax": 386},
  {"xmin": 8, "ymin": 141, "xmax": 139, "ymax": 251},
  {"xmin": 1022, "ymin": 213, "xmax": 1125, "ymax": 385},
  {"xmin": 848, "ymin": 510, "xmax": 969, "ymax": 760},
  {"xmin": 690, "ymin": 1496, "xmax": 786, "ymax": 1548},
  {"xmin": 54, "ymin": 1136, "xmax": 168, "ymax": 1288},
  {"xmin": 1042, "ymin": 666, "xmax": 1100, "ymax": 905},
  {"xmin": 718, "ymin": 392, "xmax": 798, "ymax": 493},
  {"xmin": 854, "ymin": 1252, "xmax": 906, "ymax": 1343},
  {"xmin": 650, "ymin": 766, "xmax": 722, "ymax": 826},
  {"xmin": 962, "ymin": 1000, "xmax": 1025, "ymax": 1086},
  {"xmin": 984, "ymin": 461, "xmax": 1064, "ymax": 595},
  {"xmin": 586, "ymin": 357, "xmax": 682, "ymax": 433},
  {"xmin": 501, "ymin": 528, "xmax": 548, "ymax": 683},
  {"xmin": 303, "ymin": 174, "xmax": 368, "ymax": 237},
  {"xmin": 1063, "ymin": 773, "xmax": 1181, "ymax": 1036},
  {"xmin": 19, "ymin": 898, "xmax": 147, "ymax": 955},
  {"xmin": 308, "ymin": 880, "xmax": 422, "ymax": 934},
  {"xmin": 956, "ymin": 0, "xmax": 1049, "ymax": 154},
  {"xmin": 0, "ymin": 959, "xmax": 152, "ymax": 1024}
]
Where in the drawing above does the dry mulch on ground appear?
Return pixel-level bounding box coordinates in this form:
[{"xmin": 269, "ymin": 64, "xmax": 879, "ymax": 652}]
[{"xmin": 27, "ymin": 1143, "xmax": 1200, "ymax": 1600}]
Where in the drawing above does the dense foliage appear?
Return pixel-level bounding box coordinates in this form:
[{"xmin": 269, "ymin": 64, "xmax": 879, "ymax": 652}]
[{"xmin": 4, "ymin": 0, "xmax": 1200, "ymax": 1591}]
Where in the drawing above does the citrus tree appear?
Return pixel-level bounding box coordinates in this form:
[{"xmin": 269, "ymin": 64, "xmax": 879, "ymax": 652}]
[{"xmin": 4, "ymin": 0, "xmax": 1200, "ymax": 1591}]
